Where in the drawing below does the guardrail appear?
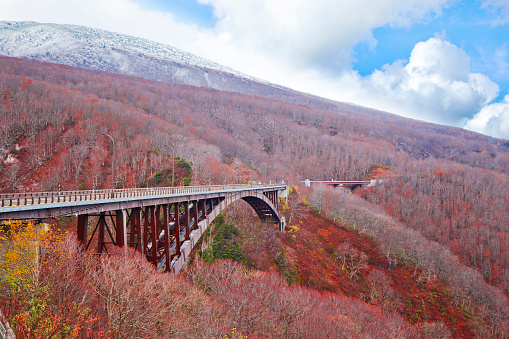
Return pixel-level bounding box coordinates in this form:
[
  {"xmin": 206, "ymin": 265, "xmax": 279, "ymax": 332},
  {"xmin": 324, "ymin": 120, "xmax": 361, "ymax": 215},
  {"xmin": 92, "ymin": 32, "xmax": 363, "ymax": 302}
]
[{"xmin": 0, "ymin": 184, "xmax": 286, "ymax": 208}]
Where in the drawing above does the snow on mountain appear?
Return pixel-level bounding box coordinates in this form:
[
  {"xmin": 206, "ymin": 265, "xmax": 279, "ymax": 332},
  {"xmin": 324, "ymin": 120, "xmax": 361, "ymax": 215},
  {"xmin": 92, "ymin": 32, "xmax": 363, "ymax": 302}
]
[
  {"xmin": 0, "ymin": 21, "xmax": 279, "ymax": 92},
  {"xmin": 0, "ymin": 21, "xmax": 348, "ymax": 112}
]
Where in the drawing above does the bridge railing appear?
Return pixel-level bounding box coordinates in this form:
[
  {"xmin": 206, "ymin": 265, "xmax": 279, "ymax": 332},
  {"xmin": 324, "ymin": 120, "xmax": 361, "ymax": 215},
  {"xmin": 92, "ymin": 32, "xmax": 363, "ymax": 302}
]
[{"xmin": 0, "ymin": 184, "xmax": 285, "ymax": 208}]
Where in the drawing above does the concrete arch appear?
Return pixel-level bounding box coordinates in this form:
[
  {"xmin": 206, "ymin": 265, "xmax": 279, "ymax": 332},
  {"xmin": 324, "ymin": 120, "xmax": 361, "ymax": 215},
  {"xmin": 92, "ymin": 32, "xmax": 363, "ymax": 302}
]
[
  {"xmin": 173, "ymin": 190, "xmax": 282, "ymax": 273},
  {"xmin": 204, "ymin": 190, "xmax": 281, "ymax": 227}
]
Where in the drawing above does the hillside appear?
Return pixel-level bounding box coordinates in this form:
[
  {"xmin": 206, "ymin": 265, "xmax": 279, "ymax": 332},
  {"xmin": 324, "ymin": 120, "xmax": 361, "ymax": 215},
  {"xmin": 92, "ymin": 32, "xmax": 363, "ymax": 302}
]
[
  {"xmin": 0, "ymin": 219, "xmax": 448, "ymax": 338},
  {"xmin": 1, "ymin": 56, "xmax": 507, "ymax": 191},
  {"xmin": 4, "ymin": 20, "xmax": 502, "ymax": 134},
  {"xmin": 303, "ymin": 185, "xmax": 509, "ymax": 337},
  {"xmin": 219, "ymin": 191, "xmax": 495, "ymax": 338},
  {"xmin": 0, "ymin": 55, "xmax": 509, "ymax": 337}
]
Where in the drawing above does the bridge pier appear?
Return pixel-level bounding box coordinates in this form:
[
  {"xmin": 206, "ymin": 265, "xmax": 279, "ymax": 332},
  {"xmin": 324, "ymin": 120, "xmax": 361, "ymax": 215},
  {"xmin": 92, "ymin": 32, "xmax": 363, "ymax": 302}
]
[
  {"xmin": 192, "ymin": 200, "xmax": 199, "ymax": 231},
  {"xmin": 77, "ymin": 214, "xmax": 88, "ymax": 245},
  {"xmin": 152, "ymin": 205, "xmax": 159, "ymax": 266},
  {"xmin": 127, "ymin": 207, "xmax": 142, "ymax": 252},
  {"xmin": 163, "ymin": 204, "xmax": 170, "ymax": 272},
  {"xmin": 183, "ymin": 201, "xmax": 190, "ymax": 241},
  {"xmin": 115, "ymin": 209, "xmax": 126, "ymax": 247},
  {"xmin": 173, "ymin": 202, "xmax": 181, "ymax": 257},
  {"xmin": 96, "ymin": 212, "xmax": 105, "ymax": 253}
]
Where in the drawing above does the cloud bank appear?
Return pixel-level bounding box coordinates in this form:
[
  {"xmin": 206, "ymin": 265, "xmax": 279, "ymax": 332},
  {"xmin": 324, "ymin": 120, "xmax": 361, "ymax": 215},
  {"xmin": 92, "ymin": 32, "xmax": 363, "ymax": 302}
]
[
  {"xmin": 467, "ymin": 95, "xmax": 509, "ymax": 138},
  {"xmin": 0, "ymin": 0, "xmax": 508, "ymax": 138},
  {"xmin": 360, "ymin": 38, "xmax": 499, "ymax": 126},
  {"xmin": 199, "ymin": 0, "xmax": 449, "ymax": 70}
]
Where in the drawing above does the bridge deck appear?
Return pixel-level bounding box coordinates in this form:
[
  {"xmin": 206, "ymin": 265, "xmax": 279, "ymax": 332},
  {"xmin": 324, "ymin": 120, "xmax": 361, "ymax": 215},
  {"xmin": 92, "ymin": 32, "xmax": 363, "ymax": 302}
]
[{"xmin": 306, "ymin": 180, "xmax": 371, "ymax": 184}]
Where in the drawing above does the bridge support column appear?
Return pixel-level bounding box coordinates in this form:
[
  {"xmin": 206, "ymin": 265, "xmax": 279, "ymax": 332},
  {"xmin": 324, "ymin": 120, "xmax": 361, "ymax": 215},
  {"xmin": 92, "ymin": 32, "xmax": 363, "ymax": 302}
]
[
  {"xmin": 128, "ymin": 207, "xmax": 142, "ymax": 253},
  {"xmin": 200, "ymin": 199, "xmax": 206, "ymax": 220},
  {"xmin": 151, "ymin": 206, "xmax": 159, "ymax": 267},
  {"xmin": 143, "ymin": 206, "xmax": 155, "ymax": 262},
  {"xmin": 183, "ymin": 201, "xmax": 190, "ymax": 241},
  {"xmin": 173, "ymin": 202, "xmax": 181, "ymax": 256},
  {"xmin": 163, "ymin": 204, "xmax": 171, "ymax": 272},
  {"xmin": 115, "ymin": 210, "xmax": 127, "ymax": 247},
  {"xmin": 77, "ymin": 214, "xmax": 88, "ymax": 246},
  {"xmin": 192, "ymin": 200, "xmax": 199, "ymax": 230},
  {"xmin": 98, "ymin": 212, "xmax": 106, "ymax": 253},
  {"xmin": 279, "ymin": 216, "xmax": 286, "ymax": 231},
  {"xmin": 142, "ymin": 207, "xmax": 149, "ymax": 255},
  {"xmin": 265, "ymin": 191, "xmax": 277, "ymax": 208}
]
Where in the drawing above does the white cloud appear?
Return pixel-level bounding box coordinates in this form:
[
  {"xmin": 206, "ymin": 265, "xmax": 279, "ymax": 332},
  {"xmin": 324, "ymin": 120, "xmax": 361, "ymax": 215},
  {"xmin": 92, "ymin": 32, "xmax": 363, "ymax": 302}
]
[
  {"xmin": 197, "ymin": 0, "xmax": 451, "ymax": 72},
  {"xmin": 330, "ymin": 38, "xmax": 500, "ymax": 127},
  {"xmin": 466, "ymin": 95, "xmax": 509, "ymax": 138},
  {"xmin": 482, "ymin": 0, "xmax": 509, "ymax": 25},
  {"xmin": 188, "ymin": 0, "xmax": 502, "ymax": 132}
]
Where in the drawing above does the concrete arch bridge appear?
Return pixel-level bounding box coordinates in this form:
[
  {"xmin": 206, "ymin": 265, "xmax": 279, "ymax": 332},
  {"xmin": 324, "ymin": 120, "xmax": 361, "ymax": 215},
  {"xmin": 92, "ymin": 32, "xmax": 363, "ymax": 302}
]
[{"xmin": 0, "ymin": 184, "xmax": 288, "ymax": 273}]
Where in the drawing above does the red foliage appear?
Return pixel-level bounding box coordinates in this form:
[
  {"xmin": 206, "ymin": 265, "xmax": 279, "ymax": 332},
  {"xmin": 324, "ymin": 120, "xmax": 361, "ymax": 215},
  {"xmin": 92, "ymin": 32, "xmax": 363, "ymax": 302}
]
[
  {"xmin": 361, "ymin": 165, "xmax": 509, "ymax": 296},
  {"xmin": 278, "ymin": 203, "xmax": 478, "ymax": 337}
]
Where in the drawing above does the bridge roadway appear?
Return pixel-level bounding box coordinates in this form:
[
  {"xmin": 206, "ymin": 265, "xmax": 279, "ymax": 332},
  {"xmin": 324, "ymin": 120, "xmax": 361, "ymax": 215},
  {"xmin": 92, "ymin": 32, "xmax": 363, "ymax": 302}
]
[
  {"xmin": 303, "ymin": 179, "xmax": 381, "ymax": 188},
  {"xmin": 0, "ymin": 184, "xmax": 288, "ymax": 273}
]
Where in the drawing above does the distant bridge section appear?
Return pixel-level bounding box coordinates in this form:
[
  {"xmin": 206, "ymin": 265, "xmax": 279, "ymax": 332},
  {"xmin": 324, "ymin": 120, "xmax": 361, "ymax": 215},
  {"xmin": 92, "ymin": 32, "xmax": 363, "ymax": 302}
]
[
  {"xmin": 0, "ymin": 184, "xmax": 289, "ymax": 274},
  {"xmin": 302, "ymin": 179, "xmax": 382, "ymax": 189}
]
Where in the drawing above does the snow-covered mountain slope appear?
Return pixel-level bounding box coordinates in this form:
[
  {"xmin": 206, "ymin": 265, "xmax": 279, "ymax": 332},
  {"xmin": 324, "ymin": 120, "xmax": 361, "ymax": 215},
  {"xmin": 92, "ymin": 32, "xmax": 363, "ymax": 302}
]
[
  {"xmin": 0, "ymin": 21, "xmax": 284, "ymax": 93},
  {"xmin": 0, "ymin": 21, "xmax": 377, "ymax": 113}
]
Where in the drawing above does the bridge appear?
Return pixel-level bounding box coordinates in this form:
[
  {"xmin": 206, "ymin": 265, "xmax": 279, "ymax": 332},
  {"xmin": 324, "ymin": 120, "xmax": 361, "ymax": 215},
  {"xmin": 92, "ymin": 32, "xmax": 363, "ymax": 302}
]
[
  {"xmin": 303, "ymin": 179, "xmax": 382, "ymax": 189},
  {"xmin": 0, "ymin": 184, "xmax": 288, "ymax": 273}
]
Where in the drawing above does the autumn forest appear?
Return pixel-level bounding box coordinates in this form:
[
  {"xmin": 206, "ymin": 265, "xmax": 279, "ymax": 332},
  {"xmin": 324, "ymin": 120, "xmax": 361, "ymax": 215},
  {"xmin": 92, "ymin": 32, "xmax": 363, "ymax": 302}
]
[{"xmin": 1, "ymin": 55, "xmax": 509, "ymax": 338}]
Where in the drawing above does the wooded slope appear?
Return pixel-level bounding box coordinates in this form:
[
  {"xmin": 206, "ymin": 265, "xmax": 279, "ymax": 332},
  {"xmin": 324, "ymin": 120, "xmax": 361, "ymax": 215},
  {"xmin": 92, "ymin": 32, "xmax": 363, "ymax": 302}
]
[{"xmin": 1, "ymin": 55, "xmax": 508, "ymax": 337}]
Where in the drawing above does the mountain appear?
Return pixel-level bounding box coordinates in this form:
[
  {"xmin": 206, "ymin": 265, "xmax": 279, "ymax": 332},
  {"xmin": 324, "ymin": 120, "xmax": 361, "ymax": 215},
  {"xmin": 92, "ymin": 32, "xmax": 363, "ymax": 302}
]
[
  {"xmin": 0, "ymin": 21, "xmax": 250, "ymax": 82},
  {"xmin": 5, "ymin": 21, "xmax": 509, "ymax": 141},
  {"xmin": 0, "ymin": 20, "xmax": 342, "ymax": 111}
]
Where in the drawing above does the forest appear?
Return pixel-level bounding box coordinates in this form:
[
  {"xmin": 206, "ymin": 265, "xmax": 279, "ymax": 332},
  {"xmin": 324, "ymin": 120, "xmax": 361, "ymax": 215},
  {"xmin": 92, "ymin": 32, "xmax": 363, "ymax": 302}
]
[{"xmin": 0, "ymin": 55, "xmax": 508, "ymax": 337}]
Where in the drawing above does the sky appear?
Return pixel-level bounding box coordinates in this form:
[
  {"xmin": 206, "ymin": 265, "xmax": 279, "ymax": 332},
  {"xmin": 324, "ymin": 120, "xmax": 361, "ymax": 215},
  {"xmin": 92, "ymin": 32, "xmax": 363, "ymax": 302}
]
[{"xmin": 1, "ymin": 0, "xmax": 508, "ymax": 138}]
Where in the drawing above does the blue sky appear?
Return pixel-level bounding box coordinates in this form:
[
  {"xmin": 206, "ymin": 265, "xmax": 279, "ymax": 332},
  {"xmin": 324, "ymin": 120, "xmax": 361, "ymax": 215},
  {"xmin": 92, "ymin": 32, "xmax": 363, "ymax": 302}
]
[
  {"xmin": 140, "ymin": 0, "xmax": 509, "ymax": 102},
  {"xmin": 1, "ymin": 0, "xmax": 508, "ymax": 137},
  {"xmin": 353, "ymin": 1, "xmax": 509, "ymax": 100},
  {"xmin": 136, "ymin": 0, "xmax": 216, "ymax": 28}
]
